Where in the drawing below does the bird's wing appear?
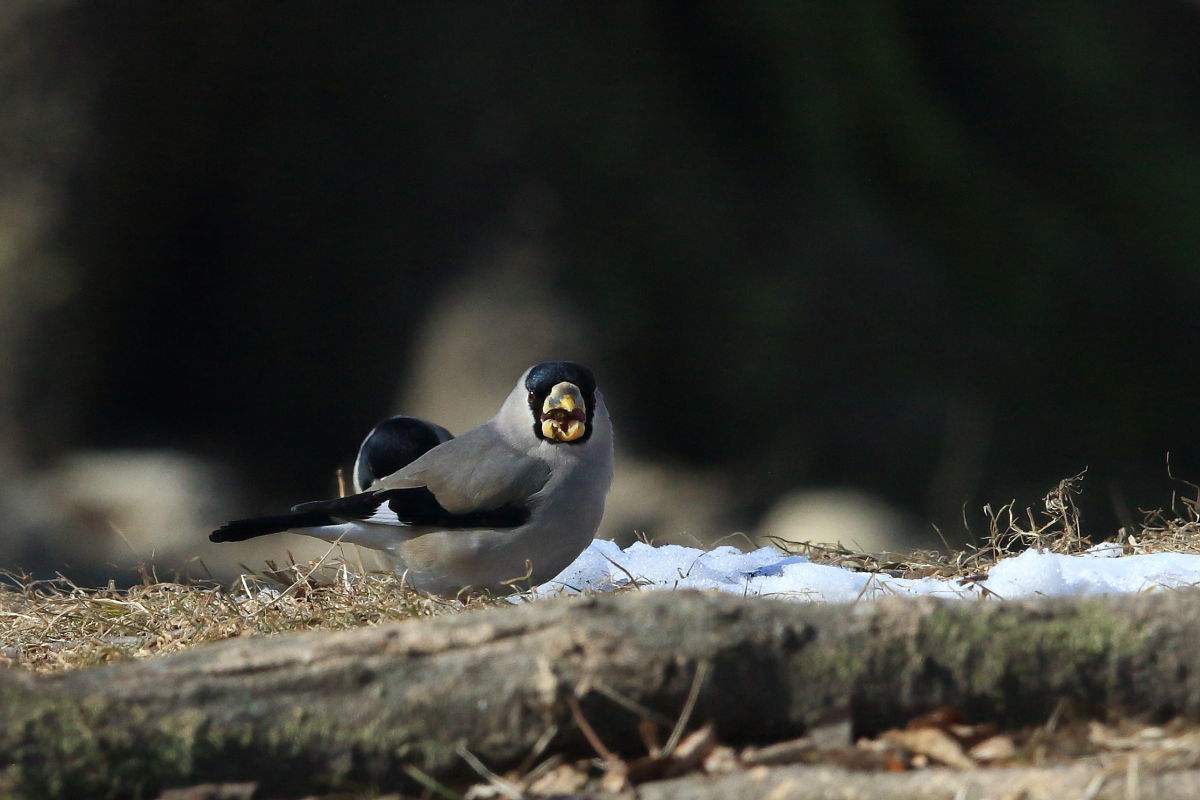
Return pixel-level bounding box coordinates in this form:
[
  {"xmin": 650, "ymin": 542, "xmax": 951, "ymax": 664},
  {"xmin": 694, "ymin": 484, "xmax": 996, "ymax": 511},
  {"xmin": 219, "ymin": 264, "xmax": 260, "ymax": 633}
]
[
  {"xmin": 291, "ymin": 425, "xmax": 550, "ymax": 528},
  {"xmin": 366, "ymin": 424, "xmax": 551, "ymax": 513},
  {"xmin": 291, "ymin": 486, "xmax": 531, "ymax": 529}
]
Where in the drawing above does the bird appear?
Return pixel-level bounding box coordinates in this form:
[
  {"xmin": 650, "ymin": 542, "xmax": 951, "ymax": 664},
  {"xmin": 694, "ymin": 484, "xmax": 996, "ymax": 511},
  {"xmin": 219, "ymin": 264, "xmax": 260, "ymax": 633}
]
[
  {"xmin": 210, "ymin": 361, "xmax": 614, "ymax": 596},
  {"xmin": 353, "ymin": 415, "xmax": 454, "ymax": 493}
]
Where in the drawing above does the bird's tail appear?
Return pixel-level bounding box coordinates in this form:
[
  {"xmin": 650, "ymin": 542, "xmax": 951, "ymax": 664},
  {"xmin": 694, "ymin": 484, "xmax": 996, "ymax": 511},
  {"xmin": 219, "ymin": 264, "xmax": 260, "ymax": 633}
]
[{"xmin": 209, "ymin": 510, "xmax": 337, "ymax": 543}]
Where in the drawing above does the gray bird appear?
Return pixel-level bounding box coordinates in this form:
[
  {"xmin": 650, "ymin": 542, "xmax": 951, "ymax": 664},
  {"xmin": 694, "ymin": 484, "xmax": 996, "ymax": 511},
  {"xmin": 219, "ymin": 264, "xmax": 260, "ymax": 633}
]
[{"xmin": 211, "ymin": 361, "xmax": 614, "ymax": 596}]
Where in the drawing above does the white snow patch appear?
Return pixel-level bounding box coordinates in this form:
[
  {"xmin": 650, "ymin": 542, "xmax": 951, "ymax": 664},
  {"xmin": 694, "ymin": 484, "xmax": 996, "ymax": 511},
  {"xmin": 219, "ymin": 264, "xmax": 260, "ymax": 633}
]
[
  {"xmin": 538, "ymin": 540, "xmax": 1200, "ymax": 602},
  {"xmin": 1084, "ymin": 541, "xmax": 1124, "ymax": 558}
]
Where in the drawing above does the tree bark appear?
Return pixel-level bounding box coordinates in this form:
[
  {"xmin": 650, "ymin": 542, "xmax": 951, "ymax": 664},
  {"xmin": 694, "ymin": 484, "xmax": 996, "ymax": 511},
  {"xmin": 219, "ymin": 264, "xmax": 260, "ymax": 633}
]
[{"xmin": 3, "ymin": 589, "xmax": 1200, "ymax": 798}]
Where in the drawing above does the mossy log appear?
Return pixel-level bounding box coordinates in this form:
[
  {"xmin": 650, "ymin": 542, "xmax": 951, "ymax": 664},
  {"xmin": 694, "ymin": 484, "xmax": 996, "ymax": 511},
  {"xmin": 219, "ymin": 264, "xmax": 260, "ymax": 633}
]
[{"xmin": 3, "ymin": 589, "xmax": 1200, "ymax": 798}]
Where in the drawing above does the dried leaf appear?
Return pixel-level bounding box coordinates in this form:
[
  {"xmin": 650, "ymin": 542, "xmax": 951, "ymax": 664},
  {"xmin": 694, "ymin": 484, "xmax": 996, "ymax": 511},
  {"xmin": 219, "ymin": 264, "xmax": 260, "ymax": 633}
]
[
  {"xmin": 969, "ymin": 734, "xmax": 1017, "ymax": 762},
  {"xmin": 741, "ymin": 737, "xmax": 816, "ymax": 767},
  {"xmin": 524, "ymin": 763, "xmax": 589, "ymax": 796},
  {"xmin": 906, "ymin": 707, "xmax": 963, "ymax": 730},
  {"xmin": 623, "ymin": 724, "xmax": 717, "ymax": 785},
  {"xmin": 882, "ymin": 728, "xmax": 976, "ymax": 770},
  {"xmin": 703, "ymin": 745, "xmax": 739, "ymax": 774},
  {"xmin": 664, "ymin": 724, "xmax": 717, "ymax": 776},
  {"xmin": 597, "ymin": 760, "xmax": 630, "ymax": 794}
]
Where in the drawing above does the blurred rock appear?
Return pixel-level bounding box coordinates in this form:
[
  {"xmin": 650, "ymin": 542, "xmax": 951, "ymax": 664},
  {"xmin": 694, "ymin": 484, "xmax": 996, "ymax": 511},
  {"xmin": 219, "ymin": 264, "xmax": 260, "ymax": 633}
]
[
  {"xmin": 399, "ymin": 241, "xmax": 597, "ymax": 433},
  {"xmin": 0, "ymin": 449, "xmax": 341, "ymax": 582},
  {"xmin": 756, "ymin": 488, "xmax": 924, "ymax": 555},
  {"xmin": 603, "ymin": 459, "xmax": 738, "ymax": 547}
]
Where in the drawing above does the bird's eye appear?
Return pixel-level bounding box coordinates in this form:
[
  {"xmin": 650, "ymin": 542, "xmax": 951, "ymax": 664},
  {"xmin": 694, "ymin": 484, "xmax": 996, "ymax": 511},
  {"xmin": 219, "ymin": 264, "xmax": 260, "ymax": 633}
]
[{"xmin": 528, "ymin": 391, "xmax": 538, "ymax": 404}]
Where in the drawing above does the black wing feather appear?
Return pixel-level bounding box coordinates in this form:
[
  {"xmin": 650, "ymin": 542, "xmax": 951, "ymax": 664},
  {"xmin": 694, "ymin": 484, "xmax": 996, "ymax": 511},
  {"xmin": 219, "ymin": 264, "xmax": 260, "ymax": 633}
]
[
  {"xmin": 210, "ymin": 510, "xmax": 338, "ymax": 542},
  {"xmin": 292, "ymin": 487, "xmax": 529, "ymax": 529}
]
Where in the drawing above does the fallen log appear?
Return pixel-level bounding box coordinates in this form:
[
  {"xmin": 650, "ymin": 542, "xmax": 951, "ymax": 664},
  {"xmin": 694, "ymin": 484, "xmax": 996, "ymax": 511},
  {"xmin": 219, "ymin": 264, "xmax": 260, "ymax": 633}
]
[{"xmin": 2, "ymin": 589, "xmax": 1199, "ymax": 798}]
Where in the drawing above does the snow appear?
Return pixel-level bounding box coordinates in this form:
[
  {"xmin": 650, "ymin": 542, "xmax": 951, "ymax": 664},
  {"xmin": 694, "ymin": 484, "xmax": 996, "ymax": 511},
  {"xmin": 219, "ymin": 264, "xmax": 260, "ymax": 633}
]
[{"xmin": 537, "ymin": 540, "xmax": 1200, "ymax": 601}]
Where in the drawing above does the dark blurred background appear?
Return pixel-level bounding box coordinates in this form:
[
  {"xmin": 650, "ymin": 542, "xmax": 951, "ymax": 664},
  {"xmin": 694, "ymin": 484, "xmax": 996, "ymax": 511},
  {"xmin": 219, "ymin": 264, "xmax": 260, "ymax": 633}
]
[{"xmin": 2, "ymin": 1, "xmax": 1198, "ymax": 580}]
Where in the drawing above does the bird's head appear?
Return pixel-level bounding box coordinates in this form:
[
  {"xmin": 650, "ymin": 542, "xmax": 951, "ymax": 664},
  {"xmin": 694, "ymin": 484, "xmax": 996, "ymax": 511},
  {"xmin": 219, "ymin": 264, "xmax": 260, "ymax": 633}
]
[{"xmin": 524, "ymin": 361, "xmax": 597, "ymax": 444}]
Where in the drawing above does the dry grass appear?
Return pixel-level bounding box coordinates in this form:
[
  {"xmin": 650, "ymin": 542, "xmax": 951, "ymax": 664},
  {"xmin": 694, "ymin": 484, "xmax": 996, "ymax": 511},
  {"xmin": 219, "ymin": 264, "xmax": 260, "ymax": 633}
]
[
  {"xmin": 4, "ymin": 474, "xmax": 1200, "ymax": 675},
  {"xmin": 0, "ymin": 558, "xmax": 502, "ymax": 673},
  {"xmin": 764, "ymin": 470, "xmax": 1200, "ymax": 582}
]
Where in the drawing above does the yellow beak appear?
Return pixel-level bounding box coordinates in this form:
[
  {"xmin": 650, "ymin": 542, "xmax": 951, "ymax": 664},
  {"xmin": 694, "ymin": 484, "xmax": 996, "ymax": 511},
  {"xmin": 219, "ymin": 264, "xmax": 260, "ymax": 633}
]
[{"xmin": 540, "ymin": 382, "xmax": 587, "ymax": 442}]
